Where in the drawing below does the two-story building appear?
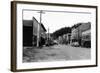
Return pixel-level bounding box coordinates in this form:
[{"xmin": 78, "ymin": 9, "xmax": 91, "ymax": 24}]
[{"xmin": 71, "ymin": 22, "xmax": 91, "ymax": 47}]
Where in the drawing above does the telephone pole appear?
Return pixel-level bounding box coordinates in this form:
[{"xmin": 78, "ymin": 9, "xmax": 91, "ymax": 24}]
[{"xmin": 37, "ymin": 10, "xmax": 45, "ymax": 47}]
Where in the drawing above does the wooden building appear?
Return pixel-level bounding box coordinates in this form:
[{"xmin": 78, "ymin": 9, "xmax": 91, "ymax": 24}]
[{"xmin": 23, "ymin": 17, "xmax": 46, "ymax": 47}]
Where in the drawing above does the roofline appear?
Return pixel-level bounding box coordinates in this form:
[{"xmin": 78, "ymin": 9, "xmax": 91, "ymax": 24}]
[{"xmin": 23, "ymin": 19, "xmax": 47, "ymax": 32}]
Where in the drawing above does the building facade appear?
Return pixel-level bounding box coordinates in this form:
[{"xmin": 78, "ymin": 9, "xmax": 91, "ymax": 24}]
[
  {"xmin": 23, "ymin": 17, "xmax": 46, "ymax": 47},
  {"xmin": 71, "ymin": 22, "xmax": 91, "ymax": 47}
]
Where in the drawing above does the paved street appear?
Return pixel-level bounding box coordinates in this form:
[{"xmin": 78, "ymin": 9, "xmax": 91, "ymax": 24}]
[{"xmin": 23, "ymin": 44, "xmax": 91, "ymax": 62}]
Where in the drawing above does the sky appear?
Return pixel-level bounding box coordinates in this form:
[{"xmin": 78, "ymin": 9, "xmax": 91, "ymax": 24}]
[{"xmin": 23, "ymin": 10, "xmax": 91, "ymax": 33}]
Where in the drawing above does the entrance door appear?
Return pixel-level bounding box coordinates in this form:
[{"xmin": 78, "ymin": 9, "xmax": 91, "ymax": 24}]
[{"xmin": 23, "ymin": 26, "xmax": 33, "ymax": 46}]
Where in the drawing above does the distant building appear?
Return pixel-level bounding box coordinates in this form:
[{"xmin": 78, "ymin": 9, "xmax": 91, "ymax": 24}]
[
  {"xmin": 71, "ymin": 22, "xmax": 91, "ymax": 47},
  {"xmin": 23, "ymin": 17, "xmax": 46, "ymax": 47},
  {"xmin": 58, "ymin": 36, "xmax": 63, "ymax": 44},
  {"xmin": 57, "ymin": 33, "xmax": 71, "ymax": 44}
]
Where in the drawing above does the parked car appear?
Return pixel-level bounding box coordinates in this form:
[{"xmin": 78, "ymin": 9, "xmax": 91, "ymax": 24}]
[
  {"xmin": 53, "ymin": 40, "xmax": 58, "ymax": 45},
  {"xmin": 71, "ymin": 42, "xmax": 79, "ymax": 47}
]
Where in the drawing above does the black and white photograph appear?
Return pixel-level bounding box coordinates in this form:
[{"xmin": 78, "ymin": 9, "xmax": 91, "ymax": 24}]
[
  {"xmin": 11, "ymin": 1, "xmax": 97, "ymax": 71},
  {"xmin": 23, "ymin": 10, "xmax": 91, "ymax": 62}
]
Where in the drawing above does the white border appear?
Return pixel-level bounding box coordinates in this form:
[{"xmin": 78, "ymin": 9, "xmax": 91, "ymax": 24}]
[{"xmin": 16, "ymin": 3, "xmax": 96, "ymax": 69}]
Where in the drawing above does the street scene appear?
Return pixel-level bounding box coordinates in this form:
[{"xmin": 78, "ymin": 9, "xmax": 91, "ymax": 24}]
[
  {"xmin": 23, "ymin": 45, "xmax": 90, "ymax": 62},
  {"xmin": 23, "ymin": 10, "xmax": 91, "ymax": 62}
]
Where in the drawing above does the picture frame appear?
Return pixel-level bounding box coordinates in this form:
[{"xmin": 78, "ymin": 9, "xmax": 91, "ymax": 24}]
[{"xmin": 11, "ymin": 1, "xmax": 98, "ymax": 72}]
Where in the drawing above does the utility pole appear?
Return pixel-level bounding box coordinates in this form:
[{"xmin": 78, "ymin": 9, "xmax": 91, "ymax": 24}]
[
  {"xmin": 48, "ymin": 27, "xmax": 50, "ymax": 46},
  {"xmin": 37, "ymin": 10, "xmax": 45, "ymax": 47}
]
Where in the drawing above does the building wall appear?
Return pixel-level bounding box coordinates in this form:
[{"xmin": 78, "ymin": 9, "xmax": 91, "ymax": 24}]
[
  {"xmin": 71, "ymin": 22, "xmax": 91, "ymax": 45},
  {"xmin": 81, "ymin": 29, "xmax": 91, "ymax": 47},
  {"xmin": 33, "ymin": 17, "xmax": 46, "ymax": 37},
  {"xmin": 23, "ymin": 26, "xmax": 33, "ymax": 46},
  {"xmin": 23, "ymin": 17, "xmax": 47, "ymax": 46},
  {"xmin": 23, "ymin": 20, "xmax": 33, "ymax": 46}
]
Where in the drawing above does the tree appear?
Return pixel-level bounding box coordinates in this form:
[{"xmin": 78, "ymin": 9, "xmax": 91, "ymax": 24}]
[{"xmin": 51, "ymin": 27, "xmax": 71, "ymax": 39}]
